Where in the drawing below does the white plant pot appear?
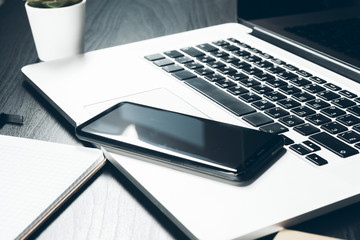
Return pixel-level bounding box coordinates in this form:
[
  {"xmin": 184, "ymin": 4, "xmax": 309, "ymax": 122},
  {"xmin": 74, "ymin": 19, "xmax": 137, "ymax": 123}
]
[{"xmin": 25, "ymin": 1, "xmax": 86, "ymax": 61}]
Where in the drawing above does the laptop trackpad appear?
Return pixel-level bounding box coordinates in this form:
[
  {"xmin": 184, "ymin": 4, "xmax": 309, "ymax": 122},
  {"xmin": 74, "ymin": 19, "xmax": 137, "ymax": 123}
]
[{"xmin": 84, "ymin": 88, "xmax": 208, "ymax": 119}]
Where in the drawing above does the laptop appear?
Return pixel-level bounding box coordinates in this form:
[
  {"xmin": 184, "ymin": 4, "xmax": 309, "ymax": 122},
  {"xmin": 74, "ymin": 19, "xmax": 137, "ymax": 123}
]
[{"xmin": 21, "ymin": 0, "xmax": 360, "ymax": 239}]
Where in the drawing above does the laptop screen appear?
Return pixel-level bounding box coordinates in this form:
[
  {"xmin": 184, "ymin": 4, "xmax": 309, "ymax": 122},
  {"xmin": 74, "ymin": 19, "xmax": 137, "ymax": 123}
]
[
  {"xmin": 237, "ymin": 0, "xmax": 357, "ymax": 20},
  {"xmin": 237, "ymin": 0, "xmax": 360, "ymax": 78}
]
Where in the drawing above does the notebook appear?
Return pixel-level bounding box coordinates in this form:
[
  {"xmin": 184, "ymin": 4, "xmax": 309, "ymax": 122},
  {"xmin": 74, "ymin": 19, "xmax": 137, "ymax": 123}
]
[
  {"xmin": 21, "ymin": 3, "xmax": 360, "ymax": 239},
  {"xmin": 0, "ymin": 135, "xmax": 105, "ymax": 240}
]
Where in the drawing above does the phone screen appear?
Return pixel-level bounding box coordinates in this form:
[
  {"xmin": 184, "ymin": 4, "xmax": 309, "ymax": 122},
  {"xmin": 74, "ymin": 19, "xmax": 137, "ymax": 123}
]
[{"xmin": 76, "ymin": 102, "xmax": 285, "ymax": 183}]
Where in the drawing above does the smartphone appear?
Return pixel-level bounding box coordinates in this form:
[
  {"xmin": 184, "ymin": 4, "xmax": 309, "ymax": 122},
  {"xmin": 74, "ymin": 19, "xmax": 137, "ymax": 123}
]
[{"xmin": 76, "ymin": 102, "xmax": 285, "ymax": 185}]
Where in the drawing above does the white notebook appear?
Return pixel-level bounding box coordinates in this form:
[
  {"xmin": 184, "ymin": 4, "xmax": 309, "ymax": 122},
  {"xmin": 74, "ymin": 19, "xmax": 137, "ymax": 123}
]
[{"xmin": 0, "ymin": 135, "xmax": 105, "ymax": 240}]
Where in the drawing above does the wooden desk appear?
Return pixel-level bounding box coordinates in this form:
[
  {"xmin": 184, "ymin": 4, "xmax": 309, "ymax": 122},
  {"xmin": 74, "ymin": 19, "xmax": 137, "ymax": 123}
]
[{"xmin": 1, "ymin": 0, "xmax": 360, "ymax": 239}]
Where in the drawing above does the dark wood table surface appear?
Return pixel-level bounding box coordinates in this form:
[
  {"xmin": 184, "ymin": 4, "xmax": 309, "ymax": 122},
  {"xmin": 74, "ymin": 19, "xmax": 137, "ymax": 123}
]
[{"xmin": 1, "ymin": 0, "xmax": 360, "ymax": 239}]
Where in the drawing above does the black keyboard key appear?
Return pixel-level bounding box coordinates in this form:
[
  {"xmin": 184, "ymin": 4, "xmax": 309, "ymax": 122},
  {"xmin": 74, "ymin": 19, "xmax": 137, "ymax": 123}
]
[
  {"xmin": 277, "ymin": 98, "xmax": 301, "ymax": 109},
  {"xmin": 242, "ymin": 66, "xmax": 263, "ymax": 75},
  {"xmin": 290, "ymin": 144, "xmax": 311, "ymax": 155},
  {"xmin": 231, "ymin": 61, "xmax": 251, "ymax": 70},
  {"xmin": 251, "ymin": 85, "xmax": 273, "ymax": 94},
  {"xmin": 211, "ymin": 50, "xmax": 229, "ymax": 58},
  {"xmin": 239, "ymin": 78, "xmax": 261, "ymax": 88},
  {"xmin": 279, "ymin": 115, "xmax": 304, "ymax": 127},
  {"xmin": 232, "ymin": 49, "xmax": 251, "ymax": 57},
  {"xmin": 251, "ymin": 99, "xmax": 275, "ymax": 110},
  {"xmin": 176, "ymin": 56, "xmax": 193, "ymax": 64},
  {"xmin": 321, "ymin": 122, "xmax": 348, "ymax": 134},
  {"xmin": 197, "ymin": 55, "xmax": 216, "ymax": 63},
  {"xmin": 266, "ymin": 78, "xmax": 288, "ymax": 88},
  {"xmin": 348, "ymin": 105, "xmax": 360, "ymax": 116},
  {"xmin": 145, "ymin": 53, "xmax": 165, "ymax": 61},
  {"xmin": 221, "ymin": 55, "xmax": 241, "ymax": 64},
  {"xmin": 310, "ymin": 132, "xmax": 359, "ymax": 158},
  {"xmin": 212, "ymin": 40, "xmax": 229, "ymax": 46},
  {"xmin": 154, "ymin": 58, "xmax": 174, "ymax": 67},
  {"xmin": 306, "ymin": 99, "xmax": 330, "ymax": 110},
  {"xmin": 355, "ymin": 97, "xmax": 360, "ymax": 103},
  {"xmin": 258, "ymin": 52, "xmax": 273, "ymax": 59},
  {"xmin": 317, "ymin": 90, "xmax": 340, "ymax": 101},
  {"xmin": 291, "ymin": 106, "xmax": 316, "ymax": 117},
  {"xmin": 321, "ymin": 106, "xmax": 346, "ymax": 118},
  {"xmin": 324, "ymin": 83, "xmax": 341, "ymax": 91},
  {"xmin": 194, "ymin": 67, "xmax": 215, "ymax": 76},
  {"xmin": 222, "ymin": 44, "xmax": 240, "ymax": 52},
  {"xmin": 264, "ymin": 91, "xmax": 287, "ymax": 101},
  {"xmin": 332, "ymin": 98, "xmax": 356, "ymax": 108},
  {"xmin": 282, "ymin": 64, "xmax": 299, "ymax": 72},
  {"xmin": 338, "ymin": 130, "xmax": 360, "ymax": 144},
  {"xmin": 242, "ymin": 112, "xmax": 274, "ymax": 127},
  {"xmin": 265, "ymin": 65, "xmax": 286, "ymax": 74},
  {"xmin": 305, "ymin": 113, "xmax": 331, "ymax": 126},
  {"xmin": 339, "ymin": 90, "xmax": 357, "ymax": 98},
  {"xmin": 217, "ymin": 66, "xmax": 237, "ymax": 75},
  {"xmin": 247, "ymin": 47, "xmax": 262, "ymax": 54},
  {"xmin": 337, "ymin": 114, "xmax": 360, "ymax": 126},
  {"xmin": 181, "ymin": 47, "xmax": 205, "ymax": 57},
  {"xmin": 303, "ymin": 84, "xmax": 326, "ymax": 94},
  {"xmin": 253, "ymin": 72, "xmax": 275, "ymax": 82},
  {"xmin": 292, "ymin": 91, "xmax": 315, "ymax": 102},
  {"xmin": 205, "ymin": 73, "xmax": 225, "ymax": 82},
  {"xmin": 265, "ymin": 107, "xmax": 289, "ymax": 118},
  {"xmin": 254, "ymin": 60, "xmax": 273, "ymax": 69},
  {"xmin": 260, "ymin": 122, "xmax": 289, "ymax": 134},
  {"xmin": 197, "ymin": 43, "xmax": 219, "ymax": 52},
  {"xmin": 306, "ymin": 154, "xmax": 328, "ymax": 166},
  {"xmin": 163, "ymin": 64, "xmax": 184, "ymax": 73},
  {"xmin": 290, "ymin": 78, "xmax": 312, "ymax": 87},
  {"xmin": 302, "ymin": 140, "xmax": 321, "ymax": 152},
  {"xmin": 185, "ymin": 62, "xmax": 203, "ymax": 70},
  {"xmin": 243, "ymin": 55, "xmax": 262, "ymax": 63},
  {"xmin": 172, "ymin": 70, "xmax": 197, "ymax": 80},
  {"xmin": 228, "ymin": 72, "xmax": 249, "ymax": 81},
  {"xmin": 227, "ymin": 86, "xmax": 249, "ymax": 95},
  {"xmin": 239, "ymin": 92, "xmax": 262, "ymax": 103},
  {"xmin": 294, "ymin": 123, "xmax": 320, "ymax": 136},
  {"xmin": 271, "ymin": 58, "xmax": 286, "ymax": 65},
  {"xmin": 354, "ymin": 125, "xmax": 360, "ymax": 133},
  {"xmin": 279, "ymin": 85, "xmax": 301, "ymax": 95},
  {"xmin": 281, "ymin": 135, "xmax": 295, "ymax": 145},
  {"xmin": 207, "ymin": 61, "xmax": 226, "ymax": 69},
  {"xmin": 164, "ymin": 50, "xmax": 184, "ymax": 58},
  {"xmin": 309, "ymin": 76, "xmax": 327, "ymax": 84},
  {"xmin": 295, "ymin": 70, "xmax": 312, "ymax": 77},
  {"xmin": 227, "ymin": 38, "xmax": 241, "ymax": 44},
  {"xmin": 277, "ymin": 71, "xmax": 298, "ymax": 80},
  {"xmin": 185, "ymin": 78, "xmax": 256, "ymax": 116},
  {"xmin": 215, "ymin": 79, "xmax": 237, "ymax": 89}
]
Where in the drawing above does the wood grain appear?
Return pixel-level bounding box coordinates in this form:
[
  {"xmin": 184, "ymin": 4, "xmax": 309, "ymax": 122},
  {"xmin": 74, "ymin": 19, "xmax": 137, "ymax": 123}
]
[{"xmin": 2, "ymin": 0, "xmax": 360, "ymax": 239}]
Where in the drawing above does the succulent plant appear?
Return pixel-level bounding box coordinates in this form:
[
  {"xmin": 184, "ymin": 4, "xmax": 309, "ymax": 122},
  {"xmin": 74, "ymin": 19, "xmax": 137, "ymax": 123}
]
[{"xmin": 27, "ymin": 0, "xmax": 82, "ymax": 8}]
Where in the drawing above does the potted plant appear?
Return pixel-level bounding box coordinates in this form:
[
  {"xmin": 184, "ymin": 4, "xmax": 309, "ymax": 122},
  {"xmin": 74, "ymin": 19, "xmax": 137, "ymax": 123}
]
[{"xmin": 25, "ymin": 0, "xmax": 86, "ymax": 61}]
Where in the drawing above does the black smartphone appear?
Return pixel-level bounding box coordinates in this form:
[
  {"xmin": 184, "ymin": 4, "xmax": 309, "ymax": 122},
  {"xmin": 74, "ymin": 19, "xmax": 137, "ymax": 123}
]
[{"xmin": 76, "ymin": 102, "xmax": 285, "ymax": 185}]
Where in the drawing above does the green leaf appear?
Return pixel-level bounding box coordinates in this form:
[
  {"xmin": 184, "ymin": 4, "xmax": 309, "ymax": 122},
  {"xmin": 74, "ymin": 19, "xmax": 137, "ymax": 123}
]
[{"xmin": 27, "ymin": 0, "xmax": 83, "ymax": 8}]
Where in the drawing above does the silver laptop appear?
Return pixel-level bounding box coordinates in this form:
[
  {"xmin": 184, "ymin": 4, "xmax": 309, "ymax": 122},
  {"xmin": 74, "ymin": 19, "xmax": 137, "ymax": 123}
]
[{"xmin": 22, "ymin": 1, "xmax": 360, "ymax": 239}]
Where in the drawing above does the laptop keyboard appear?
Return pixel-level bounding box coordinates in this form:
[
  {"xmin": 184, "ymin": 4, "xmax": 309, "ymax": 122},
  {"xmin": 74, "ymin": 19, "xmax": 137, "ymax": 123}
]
[{"xmin": 145, "ymin": 38, "xmax": 360, "ymax": 165}]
